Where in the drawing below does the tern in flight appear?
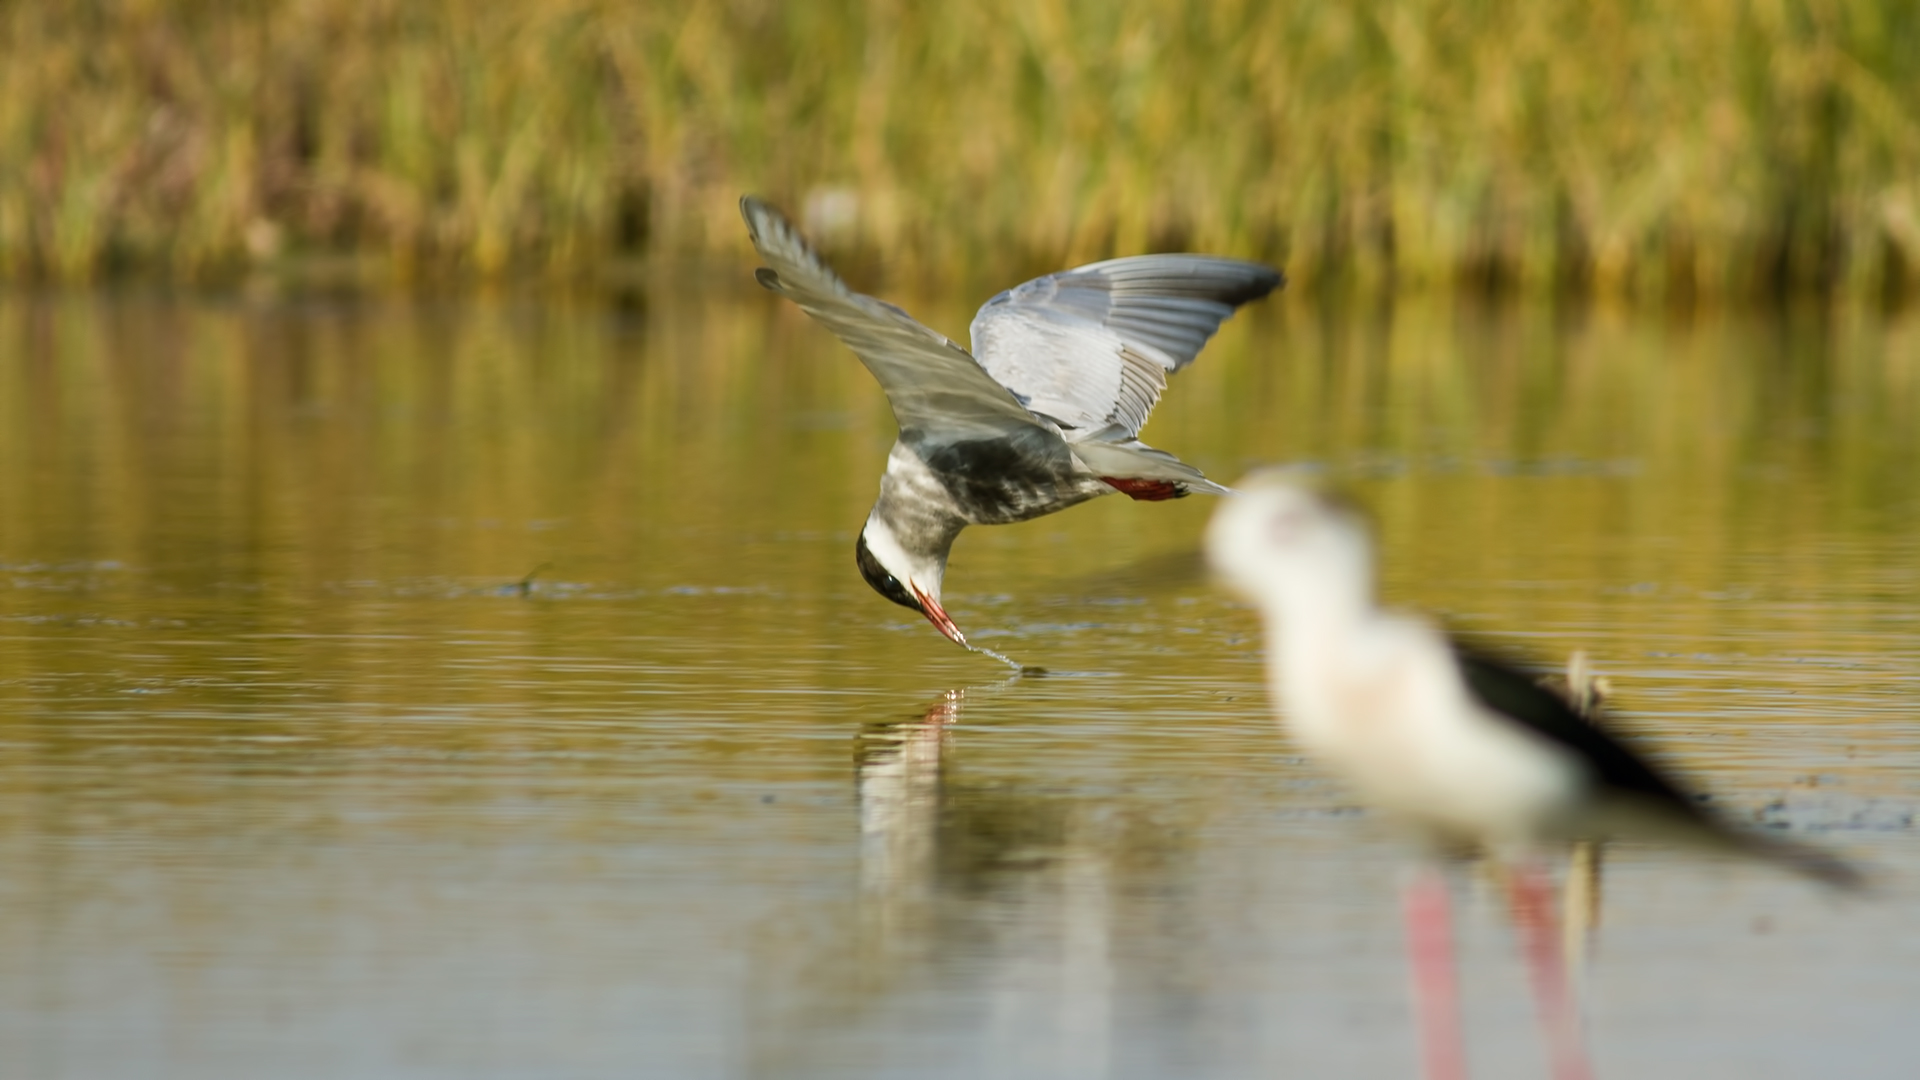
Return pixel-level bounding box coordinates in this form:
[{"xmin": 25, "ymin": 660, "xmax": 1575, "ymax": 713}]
[
  {"xmin": 742, "ymin": 196, "xmax": 1281, "ymax": 649},
  {"xmin": 1205, "ymin": 475, "xmax": 1861, "ymax": 1080}
]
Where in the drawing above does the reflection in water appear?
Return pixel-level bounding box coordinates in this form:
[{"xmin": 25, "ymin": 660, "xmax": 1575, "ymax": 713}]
[
  {"xmin": 857, "ymin": 690, "xmax": 954, "ymax": 938},
  {"xmin": 1550, "ymin": 651, "xmax": 1610, "ymax": 991},
  {"xmin": 852, "ymin": 687, "xmax": 1114, "ymax": 1080}
]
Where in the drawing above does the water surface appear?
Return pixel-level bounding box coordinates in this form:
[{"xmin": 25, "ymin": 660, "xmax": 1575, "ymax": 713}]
[{"xmin": 1, "ymin": 285, "xmax": 1916, "ymax": 1079}]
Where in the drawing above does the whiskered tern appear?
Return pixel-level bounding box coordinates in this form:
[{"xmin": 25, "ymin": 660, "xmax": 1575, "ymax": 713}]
[{"xmin": 743, "ymin": 196, "xmax": 1281, "ymax": 648}]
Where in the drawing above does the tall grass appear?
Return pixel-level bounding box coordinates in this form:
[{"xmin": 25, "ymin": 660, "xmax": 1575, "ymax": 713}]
[{"xmin": 2, "ymin": 0, "xmax": 1917, "ymax": 297}]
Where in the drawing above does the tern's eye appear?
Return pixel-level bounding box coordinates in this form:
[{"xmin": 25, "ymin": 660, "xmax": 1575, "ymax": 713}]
[{"xmin": 855, "ymin": 535, "xmax": 924, "ymax": 613}]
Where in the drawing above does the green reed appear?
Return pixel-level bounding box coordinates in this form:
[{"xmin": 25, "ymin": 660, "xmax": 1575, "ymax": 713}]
[{"xmin": 3, "ymin": 0, "xmax": 1917, "ymax": 297}]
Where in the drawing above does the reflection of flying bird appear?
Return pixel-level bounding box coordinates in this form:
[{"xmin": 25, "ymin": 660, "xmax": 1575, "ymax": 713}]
[
  {"xmin": 1205, "ymin": 476, "xmax": 1862, "ymax": 1080},
  {"xmin": 742, "ymin": 197, "xmax": 1281, "ymax": 648}
]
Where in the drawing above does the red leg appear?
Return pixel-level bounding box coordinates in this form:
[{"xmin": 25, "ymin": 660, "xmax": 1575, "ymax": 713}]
[
  {"xmin": 1403, "ymin": 868, "xmax": 1469, "ymax": 1080},
  {"xmin": 1506, "ymin": 864, "xmax": 1595, "ymax": 1080}
]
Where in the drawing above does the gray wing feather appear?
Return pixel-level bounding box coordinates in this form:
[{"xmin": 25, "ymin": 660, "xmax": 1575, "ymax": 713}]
[
  {"xmin": 1069, "ymin": 439, "xmax": 1233, "ymax": 494},
  {"xmin": 741, "ymin": 197, "xmax": 1038, "ymax": 439},
  {"xmin": 969, "ymin": 255, "xmax": 1282, "ymax": 440}
]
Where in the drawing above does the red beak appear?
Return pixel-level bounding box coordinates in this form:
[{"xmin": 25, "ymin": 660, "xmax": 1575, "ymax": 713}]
[{"xmin": 912, "ymin": 584, "xmax": 967, "ymax": 646}]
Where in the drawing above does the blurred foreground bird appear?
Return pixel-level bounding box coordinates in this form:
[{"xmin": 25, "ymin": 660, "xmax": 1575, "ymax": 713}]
[
  {"xmin": 1205, "ymin": 475, "xmax": 1862, "ymax": 1080},
  {"xmin": 742, "ymin": 196, "xmax": 1281, "ymax": 651}
]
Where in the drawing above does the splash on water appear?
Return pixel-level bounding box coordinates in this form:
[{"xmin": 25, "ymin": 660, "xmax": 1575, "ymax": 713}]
[{"xmin": 966, "ymin": 643, "xmax": 1045, "ymax": 676}]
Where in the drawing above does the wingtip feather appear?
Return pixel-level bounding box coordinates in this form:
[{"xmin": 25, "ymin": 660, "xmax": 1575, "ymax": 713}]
[{"xmin": 739, "ymin": 194, "xmax": 769, "ymax": 239}]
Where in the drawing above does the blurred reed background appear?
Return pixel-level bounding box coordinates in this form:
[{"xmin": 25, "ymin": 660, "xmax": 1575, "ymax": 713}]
[{"xmin": 3, "ymin": 0, "xmax": 1918, "ymax": 297}]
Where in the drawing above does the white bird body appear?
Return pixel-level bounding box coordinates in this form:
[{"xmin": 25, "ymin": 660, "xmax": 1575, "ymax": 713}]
[
  {"xmin": 1269, "ymin": 607, "xmax": 1588, "ymax": 853},
  {"xmin": 1208, "ymin": 475, "xmax": 1861, "ymax": 883}
]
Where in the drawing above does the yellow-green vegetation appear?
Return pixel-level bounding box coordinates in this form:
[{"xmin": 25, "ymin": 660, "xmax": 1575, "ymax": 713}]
[{"xmin": 4, "ymin": 0, "xmax": 1919, "ymax": 296}]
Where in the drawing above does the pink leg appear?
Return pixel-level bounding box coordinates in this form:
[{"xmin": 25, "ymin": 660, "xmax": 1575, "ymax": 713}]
[
  {"xmin": 1403, "ymin": 868, "xmax": 1468, "ymax": 1080},
  {"xmin": 1506, "ymin": 864, "xmax": 1595, "ymax": 1080}
]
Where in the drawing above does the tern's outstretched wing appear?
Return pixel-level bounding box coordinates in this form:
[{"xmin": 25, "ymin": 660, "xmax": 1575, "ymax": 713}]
[
  {"xmin": 742, "ymin": 197, "xmax": 1038, "ymax": 439},
  {"xmin": 969, "ymin": 255, "xmax": 1282, "ymax": 440}
]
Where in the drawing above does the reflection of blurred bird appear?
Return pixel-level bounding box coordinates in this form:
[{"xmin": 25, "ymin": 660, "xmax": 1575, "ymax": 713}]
[
  {"xmin": 1205, "ymin": 475, "xmax": 1862, "ymax": 1080},
  {"xmin": 1540, "ymin": 651, "xmax": 1609, "ymax": 986},
  {"xmin": 742, "ymin": 196, "xmax": 1281, "ymax": 649}
]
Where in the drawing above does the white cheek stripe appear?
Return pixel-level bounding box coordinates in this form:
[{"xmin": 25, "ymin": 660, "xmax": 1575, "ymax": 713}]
[{"xmin": 862, "ymin": 514, "xmax": 936, "ymax": 597}]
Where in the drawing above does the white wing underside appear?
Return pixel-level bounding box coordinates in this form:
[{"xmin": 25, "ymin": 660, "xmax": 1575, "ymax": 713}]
[{"xmin": 969, "ymin": 255, "xmax": 1282, "ymax": 441}]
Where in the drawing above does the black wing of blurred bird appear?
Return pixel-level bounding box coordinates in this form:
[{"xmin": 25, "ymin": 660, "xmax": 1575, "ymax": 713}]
[
  {"xmin": 1453, "ymin": 641, "xmax": 1864, "ymax": 889},
  {"xmin": 1453, "ymin": 644, "xmax": 1701, "ymax": 809}
]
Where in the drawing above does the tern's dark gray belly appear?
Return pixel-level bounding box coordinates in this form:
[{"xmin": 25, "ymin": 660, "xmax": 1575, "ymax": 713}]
[{"xmin": 912, "ymin": 430, "xmax": 1098, "ymax": 526}]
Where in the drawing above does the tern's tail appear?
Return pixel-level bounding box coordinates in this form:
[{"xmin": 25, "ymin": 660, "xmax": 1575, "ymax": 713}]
[{"xmin": 1070, "ymin": 438, "xmax": 1231, "ymax": 497}]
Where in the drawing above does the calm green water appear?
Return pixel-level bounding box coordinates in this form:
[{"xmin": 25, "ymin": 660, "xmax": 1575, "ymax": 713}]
[{"xmin": 0, "ymin": 283, "xmax": 1916, "ymax": 1079}]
